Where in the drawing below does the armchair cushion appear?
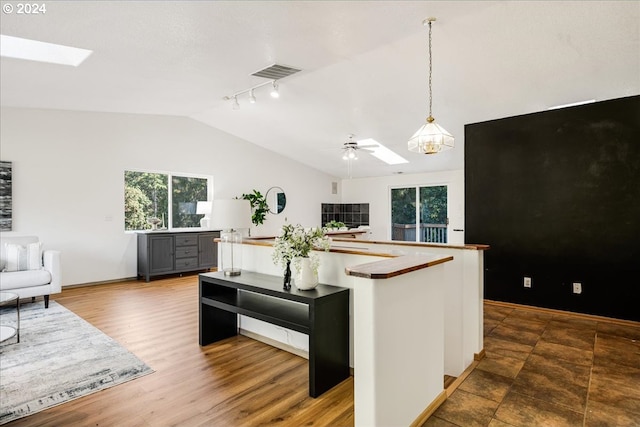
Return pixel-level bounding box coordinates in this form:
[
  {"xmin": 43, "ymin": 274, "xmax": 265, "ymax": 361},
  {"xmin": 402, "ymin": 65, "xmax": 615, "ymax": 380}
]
[
  {"xmin": 3, "ymin": 242, "xmax": 43, "ymax": 272},
  {"xmin": 0, "ymin": 269, "xmax": 52, "ymax": 290}
]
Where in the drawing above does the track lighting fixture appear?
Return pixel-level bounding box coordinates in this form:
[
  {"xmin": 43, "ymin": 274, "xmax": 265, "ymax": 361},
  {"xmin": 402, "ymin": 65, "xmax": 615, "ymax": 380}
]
[
  {"xmin": 270, "ymin": 81, "xmax": 279, "ymax": 98},
  {"xmin": 223, "ymin": 80, "xmax": 280, "ymax": 110}
]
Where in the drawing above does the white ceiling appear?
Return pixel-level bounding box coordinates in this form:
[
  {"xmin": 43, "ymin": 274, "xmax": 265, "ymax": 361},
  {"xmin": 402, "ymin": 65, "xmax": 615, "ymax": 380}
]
[{"xmin": 1, "ymin": 1, "xmax": 638, "ymax": 179}]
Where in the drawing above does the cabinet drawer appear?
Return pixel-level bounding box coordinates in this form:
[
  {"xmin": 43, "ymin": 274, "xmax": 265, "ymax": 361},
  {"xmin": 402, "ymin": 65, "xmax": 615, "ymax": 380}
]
[
  {"xmin": 175, "ymin": 235, "xmax": 198, "ymax": 247},
  {"xmin": 175, "ymin": 246, "xmax": 197, "ymax": 258},
  {"xmin": 175, "ymin": 257, "xmax": 198, "ymax": 269}
]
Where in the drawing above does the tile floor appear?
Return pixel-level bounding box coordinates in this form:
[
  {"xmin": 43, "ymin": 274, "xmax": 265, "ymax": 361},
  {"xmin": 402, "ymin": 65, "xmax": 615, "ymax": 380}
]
[{"xmin": 424, "ymin": 302, "xmax": 640, "ymax": 427}]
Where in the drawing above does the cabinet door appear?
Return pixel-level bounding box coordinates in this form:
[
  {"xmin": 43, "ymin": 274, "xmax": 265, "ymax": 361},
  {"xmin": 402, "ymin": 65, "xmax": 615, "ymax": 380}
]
[
  {"xmin": 198, "ymin": 232, "xmax": 218, "ymax": 268},
  {"xmin": 149, "ymin": 235, "xmax": 174, "ymax": 273}
]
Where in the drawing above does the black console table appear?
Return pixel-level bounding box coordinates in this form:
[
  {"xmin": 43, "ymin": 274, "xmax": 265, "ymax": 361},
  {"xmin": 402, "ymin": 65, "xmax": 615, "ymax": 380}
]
[{"xmin": 199, "ymin": 271, "xmax": 350, "ymax": 398}]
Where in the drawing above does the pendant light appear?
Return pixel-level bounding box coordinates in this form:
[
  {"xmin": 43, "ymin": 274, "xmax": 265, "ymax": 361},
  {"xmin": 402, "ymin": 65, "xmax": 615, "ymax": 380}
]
[{"xmin": 408, "ymin": 17, "xmax": 454, "ymax": 154}]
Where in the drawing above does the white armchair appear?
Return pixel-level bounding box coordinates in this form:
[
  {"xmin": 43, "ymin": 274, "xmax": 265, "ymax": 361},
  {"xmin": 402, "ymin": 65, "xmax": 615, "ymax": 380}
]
[{"xmin": 0, "ymin": 235, "xmax": 61, "ymax": 308}]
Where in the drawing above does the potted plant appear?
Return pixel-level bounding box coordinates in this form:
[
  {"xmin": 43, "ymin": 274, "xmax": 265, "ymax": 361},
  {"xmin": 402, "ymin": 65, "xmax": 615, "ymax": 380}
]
[
  {"xmin": 242, "ymin": 190, "xmax": 269, "ymax": 226},
  {"xmin": 324, "ymin": 220, "xmax": 346, "ymax": 231},
  {"xmin": 272, "ymin": 224, "xmax": 330, "ymax": 290}
]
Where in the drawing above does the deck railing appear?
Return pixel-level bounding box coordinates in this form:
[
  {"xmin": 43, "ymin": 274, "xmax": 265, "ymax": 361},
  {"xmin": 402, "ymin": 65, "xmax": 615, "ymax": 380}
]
[{"xmin": 391, "ymin": 223, "xmax": 447, "ymax": 243}]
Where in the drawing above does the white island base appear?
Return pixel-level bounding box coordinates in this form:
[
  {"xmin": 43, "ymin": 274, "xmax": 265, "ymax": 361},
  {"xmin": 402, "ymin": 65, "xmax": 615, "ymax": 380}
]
[
  {"xmin": 240, "ymin": 241, "xmax": 453, "ymax": 426},
  {"xmin": 349, "ymin": 256, "xmax": 448, "ymax": 426}
]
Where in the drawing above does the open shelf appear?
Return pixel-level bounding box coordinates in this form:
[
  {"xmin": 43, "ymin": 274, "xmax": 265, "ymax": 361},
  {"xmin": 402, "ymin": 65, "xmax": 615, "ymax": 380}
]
[
  {"xmin": 202, "ymin": 292, "xmax": 310, "ymax": 333},
  {"xmin": 199, "ymin": 270, "xmax": 350, "ymax": 398}
]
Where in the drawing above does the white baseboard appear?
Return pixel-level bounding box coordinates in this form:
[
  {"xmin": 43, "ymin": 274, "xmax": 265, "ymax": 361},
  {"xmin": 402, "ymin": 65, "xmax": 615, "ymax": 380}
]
[{"xmin": 239, "ymin": 328, "xmax": 309, "ymax": 360}]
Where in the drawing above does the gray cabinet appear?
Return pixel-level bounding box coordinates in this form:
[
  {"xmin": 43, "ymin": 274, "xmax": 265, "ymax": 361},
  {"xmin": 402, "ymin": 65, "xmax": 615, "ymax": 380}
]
[
  {"xmin": 137, "ymin": 231, "xmax": 220, "ymax": 282},
  {"xmin": 198, "ymin": 234, "xmax": 217, "ymax": 268},
  {"xmin": 148, "ymin": 235, "xmax": 174, "ymax": 274}
]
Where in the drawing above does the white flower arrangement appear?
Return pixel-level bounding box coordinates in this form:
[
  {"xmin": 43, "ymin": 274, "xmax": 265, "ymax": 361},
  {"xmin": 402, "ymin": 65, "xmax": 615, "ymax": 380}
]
[{"xmin": 272, "ymin": 223, "xmax": 331, "ymax": 274}]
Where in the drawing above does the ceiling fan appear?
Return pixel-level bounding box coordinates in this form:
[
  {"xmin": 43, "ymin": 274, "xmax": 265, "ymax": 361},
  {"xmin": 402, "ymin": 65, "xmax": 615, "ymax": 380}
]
[{"xmin": 341, "ymin": 134, "xmax": 377, "ymax": 160}]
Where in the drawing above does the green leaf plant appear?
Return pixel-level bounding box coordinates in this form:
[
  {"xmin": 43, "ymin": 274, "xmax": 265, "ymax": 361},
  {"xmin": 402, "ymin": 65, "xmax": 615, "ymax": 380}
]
[{"xmin": 242, "ymin": 190, "xmax": 269, "ymax": 226}]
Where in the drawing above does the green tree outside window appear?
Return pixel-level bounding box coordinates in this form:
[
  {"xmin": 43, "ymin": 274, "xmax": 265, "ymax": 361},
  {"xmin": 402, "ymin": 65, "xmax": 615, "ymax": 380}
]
[{"xmin": 124, "ymin": 171, "xmax": 210, "ymax": 231}]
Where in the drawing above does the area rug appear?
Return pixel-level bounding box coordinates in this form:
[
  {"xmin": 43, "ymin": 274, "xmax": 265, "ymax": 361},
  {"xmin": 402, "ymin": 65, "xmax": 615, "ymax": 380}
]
[{"xmin": 0, "ymin": 301, "xmax": 153, "ymax": 425}]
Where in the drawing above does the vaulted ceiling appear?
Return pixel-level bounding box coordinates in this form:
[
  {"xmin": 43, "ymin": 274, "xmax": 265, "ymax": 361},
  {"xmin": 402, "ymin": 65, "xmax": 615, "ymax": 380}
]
[{"xmin": 1, "ymin": 1, "xmax": 638, "ymax": 178}]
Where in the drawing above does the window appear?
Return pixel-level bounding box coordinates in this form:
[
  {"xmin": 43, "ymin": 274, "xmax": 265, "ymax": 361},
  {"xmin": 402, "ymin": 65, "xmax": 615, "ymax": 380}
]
[
  {"xmin": 391, "ymin": 185, "xmax": 448, "ymax": 243},
  {"xmin": 124, "ymin": 170, "xmax": 212, "ymax": 231}
]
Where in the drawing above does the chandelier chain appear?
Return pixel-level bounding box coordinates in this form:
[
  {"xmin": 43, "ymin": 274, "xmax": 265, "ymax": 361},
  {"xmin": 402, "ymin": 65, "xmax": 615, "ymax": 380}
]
[
  {"xmin": 407, "ymin": 16, "xmax": 454, "ymax": 155},
  {"xmin": 428, "ymin": 19, "xmax": 433, "ymax": 119}
]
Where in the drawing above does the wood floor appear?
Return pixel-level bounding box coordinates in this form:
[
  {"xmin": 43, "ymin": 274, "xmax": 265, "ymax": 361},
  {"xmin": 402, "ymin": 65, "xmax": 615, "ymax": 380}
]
[
  {"xmin": 6, "ymin": 275, "xmax": 640, "ymax": 426},
  {"xmin": 9, "ymin": 274, "xmax": 354, "ymax": 427}
]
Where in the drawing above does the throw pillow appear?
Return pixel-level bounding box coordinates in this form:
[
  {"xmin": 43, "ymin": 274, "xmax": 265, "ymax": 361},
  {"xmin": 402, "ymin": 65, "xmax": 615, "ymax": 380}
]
[{"xmin": 3, "ymin": 242, "xmax": 42, "ymax": 272}]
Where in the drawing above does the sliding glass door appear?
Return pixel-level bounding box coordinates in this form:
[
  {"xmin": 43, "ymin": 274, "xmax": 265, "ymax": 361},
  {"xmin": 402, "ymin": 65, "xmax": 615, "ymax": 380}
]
[{"xmin": 391, "ymin": 185, "xmax": 448, "ymax": 243}]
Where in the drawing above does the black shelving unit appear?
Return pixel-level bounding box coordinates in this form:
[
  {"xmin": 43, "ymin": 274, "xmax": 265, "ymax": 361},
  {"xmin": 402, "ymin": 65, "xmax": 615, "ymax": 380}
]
[{"xmin": 199, "ymin": 270, "xmax": 350, "ymax": 398}]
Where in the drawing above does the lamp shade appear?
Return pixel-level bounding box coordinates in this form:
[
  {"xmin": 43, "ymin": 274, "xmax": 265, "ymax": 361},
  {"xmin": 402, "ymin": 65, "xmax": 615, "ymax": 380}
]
[
  {"xmin": 408, "ymin": 117, "xmax": 455, "ymax": 154},
  {"xmin": 196, "ymin": 201, "xmax": 212, "ymax": 215},
  {"xmin": 211, "ymin": 199, "xmax": 252, "ymax": 230}
]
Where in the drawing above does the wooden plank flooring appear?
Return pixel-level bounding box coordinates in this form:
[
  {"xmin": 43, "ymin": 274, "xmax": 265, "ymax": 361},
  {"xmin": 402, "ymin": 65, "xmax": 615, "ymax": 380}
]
[{"xmin": 8, "ymin": 274, "xmax": 354, "ymax": 427}]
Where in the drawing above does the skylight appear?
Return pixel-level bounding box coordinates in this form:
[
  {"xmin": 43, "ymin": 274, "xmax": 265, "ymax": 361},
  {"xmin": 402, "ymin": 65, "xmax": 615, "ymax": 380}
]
[
  {"xmin": 0, "ymin": 35, "xmax": 92, "ymax": 67},
  {"xmin": 359, "ymin": 139, "xmax": 409, "ymax": 165},
  {"xmin": 547, "ymin": 99, "xmax": 596, "ymax": 110}
]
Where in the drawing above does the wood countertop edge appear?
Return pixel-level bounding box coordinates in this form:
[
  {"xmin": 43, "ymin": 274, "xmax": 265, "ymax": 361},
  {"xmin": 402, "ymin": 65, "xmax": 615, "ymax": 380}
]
[
  {"xmin": 233, "ymin": 237, "xmax": 489, "ymax": 252},
  {"xmin": 345, "ymin": 254, "xmax": 454, "ymax": 279},
  {"xmin": 247, "ymin": 230, "xmax": 366, "ymax": 240},
  {"xmin": 224, "ymin": 238, "xmax": 398, "ymax": 258},
  {"xmin": 331, "ymin": 237, "xmax": 490, "ymax": 251},
  {"xmin": 141, "ymin": 232, "xmax": 488, "ymax": 251},
  {"xmin": 221, "ymin": 238, "xmax": 456, "ymax": 278}
]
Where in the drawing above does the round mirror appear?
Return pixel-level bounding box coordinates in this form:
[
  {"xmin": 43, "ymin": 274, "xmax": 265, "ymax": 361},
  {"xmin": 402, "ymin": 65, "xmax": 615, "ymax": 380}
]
[{"xmin": 266, "ymin": 186, "xmax": 286, "ymax": 215}]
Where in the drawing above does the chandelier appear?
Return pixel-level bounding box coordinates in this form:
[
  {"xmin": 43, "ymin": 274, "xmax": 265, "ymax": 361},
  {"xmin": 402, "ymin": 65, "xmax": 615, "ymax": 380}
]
[{"xmin": 408, "ymin": 17, "xmax": 454, "ymax": 154}]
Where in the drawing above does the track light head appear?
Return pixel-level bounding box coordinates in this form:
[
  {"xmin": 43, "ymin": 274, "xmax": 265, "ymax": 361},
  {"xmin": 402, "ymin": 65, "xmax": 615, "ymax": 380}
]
[
  {"xmin": 270, "ymin": 81, "xmax": 280, "ymax": 98},
  {"xmin": 224, "ymin": 79, "xmax": 282, "ymax": 108}
]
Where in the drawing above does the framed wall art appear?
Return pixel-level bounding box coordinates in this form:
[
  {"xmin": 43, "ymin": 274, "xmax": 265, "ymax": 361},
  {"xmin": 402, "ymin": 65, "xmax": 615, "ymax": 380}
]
[{"xmin": 0, "ymin": 161, "xmax": 12, "ymax": 231}]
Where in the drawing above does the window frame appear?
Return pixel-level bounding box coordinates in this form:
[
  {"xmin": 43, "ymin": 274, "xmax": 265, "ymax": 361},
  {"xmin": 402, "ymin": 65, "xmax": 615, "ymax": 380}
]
[
  {"xmin": 124, "ymin": 168, "xmax": 213, "ymax": 232},
  {"xmin": 389, "ymin": 184, "xmax": 449, "ymax": 243}
]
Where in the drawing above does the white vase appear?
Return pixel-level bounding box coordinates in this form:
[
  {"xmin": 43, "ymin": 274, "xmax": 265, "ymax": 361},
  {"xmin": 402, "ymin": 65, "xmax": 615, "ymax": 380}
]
[{"xmin": 294, "ymin": 257, "xmax": 319, "ymax": 290}]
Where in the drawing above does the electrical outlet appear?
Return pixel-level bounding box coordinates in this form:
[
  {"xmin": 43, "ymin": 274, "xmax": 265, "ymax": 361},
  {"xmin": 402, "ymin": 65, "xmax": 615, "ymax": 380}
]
[
  {"xmin": 524, "ymin": 277, "xmax": 532, "ymax": 288},
  {"xmin": 573, "ymin": 282, "xmax": 582, "ymax": 294}
]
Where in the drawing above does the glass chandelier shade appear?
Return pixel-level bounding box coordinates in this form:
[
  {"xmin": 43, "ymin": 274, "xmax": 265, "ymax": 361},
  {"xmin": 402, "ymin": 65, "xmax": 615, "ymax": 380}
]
[
  {"xmin": 408, "ymin": 18, "xmax": 454, "ymax": 155},
  {"xmin": 408, "ymin": 116, "xmax": 455, "ymax": 154}
]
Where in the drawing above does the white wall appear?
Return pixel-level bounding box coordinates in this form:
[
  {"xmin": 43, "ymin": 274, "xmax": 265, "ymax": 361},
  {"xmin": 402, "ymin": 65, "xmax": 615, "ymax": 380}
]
[
  {"xmin": 0, "ymin": 107, "xmax": 339, "ymax": 285},
  {"xmin": 341, "ymin": 170, "xmax": 465, "ymax": 244}
]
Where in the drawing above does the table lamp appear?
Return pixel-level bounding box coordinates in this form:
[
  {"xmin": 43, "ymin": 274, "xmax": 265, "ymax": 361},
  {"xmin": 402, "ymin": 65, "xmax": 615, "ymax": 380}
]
[
  {"xmin": 211, "ymin": 199, "xmax": 252, "ymax": 276},
  {"xmin": 196, "ymin": 201, "xmax": 212, "ymax": 229}
]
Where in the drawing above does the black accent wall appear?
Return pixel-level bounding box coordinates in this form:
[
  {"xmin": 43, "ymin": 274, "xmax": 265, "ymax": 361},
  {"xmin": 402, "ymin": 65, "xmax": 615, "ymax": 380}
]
[{"xmin": 465, "ymin": 95, "xmax": 640, "ymax": 321}]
